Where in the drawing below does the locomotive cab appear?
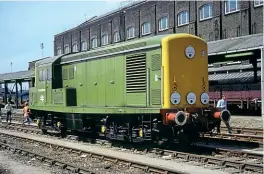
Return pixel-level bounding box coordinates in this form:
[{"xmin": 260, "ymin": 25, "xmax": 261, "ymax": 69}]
[{"xmin": 156, "ymin": 34, "xmax": 231, "ymax": 143}]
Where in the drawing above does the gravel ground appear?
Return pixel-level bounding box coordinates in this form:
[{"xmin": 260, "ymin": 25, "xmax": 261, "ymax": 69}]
[
  {"xmin": 38, "ymin": 134, "xmax": 264, "ymax": 174},
  {"xmin": 0, "ymin": 165, "xmax": 12, "ymax": 174},
  {"xmin": 0, "ymin": 135, "xmax": 147, "ymax": 174},
  {"xmin": 0, "ymin": 118, "xmax": 262, "ymax": 174},
  {"xmin": 0, "ymin": 129, "xmax": 231, "ymax": 174},
  {"xmin": 0, "ymin": 150, "xmax": 52, "ymax": 174},
  {"xmin": 221, "ymin": 116, "xmax": 263, "ymax": 129}
]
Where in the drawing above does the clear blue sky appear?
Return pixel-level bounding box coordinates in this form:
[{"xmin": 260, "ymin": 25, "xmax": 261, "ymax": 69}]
[{"xmin": 0, "ymin": 0, "xmax": 127, "ymax": 74}]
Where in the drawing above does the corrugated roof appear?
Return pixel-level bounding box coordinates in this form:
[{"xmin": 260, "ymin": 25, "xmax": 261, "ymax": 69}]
[
  {"xmin": 209, "ymin": 71, "xmax": 261, "ymax": 84},
  {"xmin": 0, "ymin": 70, "xmax": 34, "ymax": 82},
  {"xmin": 208, "ymin": 61, "xmax": 261, "ymax": 72},
  {"xmin": 208, "ymin": 33, "xmax": 263, "ymax": 55}
]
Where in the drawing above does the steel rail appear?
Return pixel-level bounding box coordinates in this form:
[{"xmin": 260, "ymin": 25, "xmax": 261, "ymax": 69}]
[
  {"xmin": 202, "ymin": 133, "xmax": 263, "ymax": 145},
  {"xmin": 149, "ymin": 148, "xmax": 263, "ymax": 173},
  {"xmin": 0, "ymin": 142, "xmax": 97, "ymax": 174},
  {"xmin": 0, "ymin": 132, "xmax": 187, "ymax": 174},
  {"xmin": 220, "ymin": 126, "xmax": 263, "ymax": 135},
  {"xmin": 0, "ymin": 123, "xmax": 263, "ymax": 173},
  {"xmin": 4, "ymin": 122, "xmax": 264, "ymax": 136},
  {"xmin": 4, "ymin": 123, "xmax": 263, "ymax": 147},
  {"xmin": 1, "ymin": 123, "xmax": 263, "ymax": 149},
  {"xmin": 194, "ymin": 145, "xmax": 263, "ymax": 160}
]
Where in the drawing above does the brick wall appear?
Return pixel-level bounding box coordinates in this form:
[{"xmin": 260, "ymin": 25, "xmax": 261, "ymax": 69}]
[{"xmin": 53, "ymin": 0, "xmax": 263, "ymax": 56}]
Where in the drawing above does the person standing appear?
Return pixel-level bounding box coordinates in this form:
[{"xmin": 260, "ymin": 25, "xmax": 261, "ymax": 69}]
[
  {"xmin": 217, "ymin": 95, "xmax": 227, "ymax": 110},
  {"xmin": 216, "ymin": 95, "xmax": 232, "ymax": 134},
  {"xmin": 4, "ymin": 102, "xmax": 12, "ymax": 124},
  {"xmin": 23, "ymin": 102, "xmax": 32, "ymax": 125}
]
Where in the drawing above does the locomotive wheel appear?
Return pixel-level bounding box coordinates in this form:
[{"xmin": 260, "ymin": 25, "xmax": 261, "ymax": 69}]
[
  {"xmin": 60, "ymin": 126, "xmax": 67, "ymax": 137},
  {"xmin": 178, "ymin": 132, "xmax": 191, "ymax": 147},
  {"xmin": 41, "ymin": 129, "xmax": 47, "ymax": 134}
]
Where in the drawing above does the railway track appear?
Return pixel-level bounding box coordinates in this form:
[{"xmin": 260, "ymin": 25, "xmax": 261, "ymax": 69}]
[
  {"xmin": 0, "ymin": 123, "xmax": 263, "ymax": 173},
  {"xmin": 202, "ymin": 132, "xmax": 263, "ymax": 146},
  {"xmin": 2, "ymin": 122, "xmax": 263, "ymax": 148},
  {"xmin": 148, "ymin": 148, "xmax": 262, "ymax": 173},
  {"xmin": 0, "ymin": 131, "xmax": 187, "ymax": 174},
  {"xmin": 221, "ymin": 126, "xmax": 263, "ymax": 136},
  {"xmin": 0, "ymin": 141, "xmax": 99, "ymax": 174}
]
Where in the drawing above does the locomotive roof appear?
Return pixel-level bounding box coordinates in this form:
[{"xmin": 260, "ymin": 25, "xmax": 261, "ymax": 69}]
[
  {"xmin": 60, "ymin": 34, "xmax": 170, "ymax": 64},
  {"xmin": 34, "ymin": 33, "xmax": 263, "ymax": 68},
  {"xmin": 35, "ymin": 55, "xmax": 61, "ymax": 68}
]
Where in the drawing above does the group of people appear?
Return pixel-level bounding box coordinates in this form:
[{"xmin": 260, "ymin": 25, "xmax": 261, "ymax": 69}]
[{"xmin": 2, "ymin": 101, "xmax": 32, "ymax": 125}]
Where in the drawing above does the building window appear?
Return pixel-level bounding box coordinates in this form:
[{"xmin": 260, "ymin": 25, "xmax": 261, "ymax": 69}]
[
  {"xmin": 113, "ymin": 31, "xmax": 120, "ymax": 43},
  {"xmin": 225, "ymin": 0, "xmax": 240, "ymax": 14},
  {"xmin": 200, "ymin": 4, "xmax": 213, "ymax": 20},
  {"xmin": 127, "ymin": 27, "xmax": 135, "ymax": 39},
  {"xmin": 81, "ymin": 41, "xmax": 87, "ymax": 51},
  {"xmin": 158, "ymin": 17, "xmax": 168, "ymax": 31},
  {"xmin": 254, "ymin": 0, "xmax": 263, "ymax": 7},
  {"xmin": 178, "ymin": 11, "xmax": 189, "ymax": 26},
  {"xmin": 57, "ymin": 48, "xmax": 62, "ymax": 55},
  {"xmin": 101, "ymin": 34, "xmax": 108, "ymax": 46},
  {"xmin": 91, "ymin": 38, "xmax": 97, "ymax": 48},
  {"xmin": 142, "ymin": 22, "xmax": 151, "ymax": 35},
  {"xmin": 64, "ymin": 45, "xmax": 70, "ymax": 54},
  {"xmin": 72, "ymin": 43, "xmax": 78, "ymax": 52}
]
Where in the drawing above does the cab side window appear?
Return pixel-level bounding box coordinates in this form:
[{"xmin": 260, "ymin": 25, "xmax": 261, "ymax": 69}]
[
  {"xmin": 69, "ymin": 66, "xmax": 74, "ymax": 80},
  {"xmin": 62, "ymin": 68, "xmax": 68, "ymax": 80},
  {"xmin": 38, "ymin": 68, "xmax": 51, "ymax": 82},
  {"xmin": 47, "ymin": 68, "xmax": 51, "ymax": 81},
  {"xmin": 38, "ymin": 70, "xmax": 42, "ymax": 82}
]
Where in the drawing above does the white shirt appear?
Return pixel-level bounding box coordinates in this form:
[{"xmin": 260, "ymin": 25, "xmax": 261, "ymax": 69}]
[
  {"xmin": 217, "ymin": 99, "xmax": 227, "ymax": 110},
  {"xmin": 4, "ymin": 104, "xmax": 12, "ymax": 112}
]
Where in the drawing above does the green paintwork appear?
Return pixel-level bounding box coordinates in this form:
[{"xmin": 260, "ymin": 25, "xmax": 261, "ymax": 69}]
[{"xmin": 29, "ymin": 34, "xmax": 168, "ymax": 114}]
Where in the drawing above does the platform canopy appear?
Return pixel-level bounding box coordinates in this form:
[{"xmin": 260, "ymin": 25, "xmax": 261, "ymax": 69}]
[
  {"xmin": 208, "ymin": 33, "xmax": 263, "ymax": 56},
  {"xmin": 0, "ymin": 70, "xmax": 34, "ymax": 83},
  {"xmin": 209, "ymin": 71, "xmax": 261, "ymax": 85},
  {"xmin": 208, "ymin": 33, "xmax": 263, "ymax": 64}
]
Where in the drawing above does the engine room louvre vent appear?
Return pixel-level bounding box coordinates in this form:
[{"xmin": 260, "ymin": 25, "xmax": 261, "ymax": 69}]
[
  {"xmin": 151, "ymin": 54, "xmax": 161, "ymax": 71},
  {"xmin": 126, "ymin": 53, "xmax": 146, "ymax": 93},
  {"xmin": 151, "ymin": 89, "xmax": 161, "ymax": 105}
]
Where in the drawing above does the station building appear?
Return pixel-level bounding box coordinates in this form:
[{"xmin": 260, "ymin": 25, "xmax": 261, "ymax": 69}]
[
  {"xmin": 53, "ymin": 0, "xmax": 263, "ymax": 55},
  {"xmin": 52, "ymin": 0, "xmax": 263, "ymax": 115}
]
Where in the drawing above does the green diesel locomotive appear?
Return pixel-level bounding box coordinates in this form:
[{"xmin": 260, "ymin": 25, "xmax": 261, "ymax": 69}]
[{"xmin": 29, "ymin": 34, "xmax": 231, "ymax": 144}]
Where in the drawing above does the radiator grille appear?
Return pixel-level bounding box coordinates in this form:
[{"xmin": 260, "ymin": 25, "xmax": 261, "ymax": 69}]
[
  {"xmin": 126, "ymin": 53, "xmax": 146, "ymax": 93},
  {"xmin": 151, "ymin": 54, "xmax": 161, "ymax": 71},
  {"xmin": 151, "ymin": 89, "xmax": 161, "ymax": 105}
]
